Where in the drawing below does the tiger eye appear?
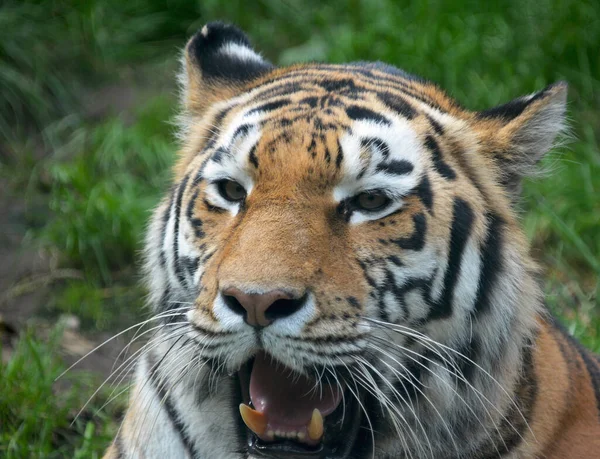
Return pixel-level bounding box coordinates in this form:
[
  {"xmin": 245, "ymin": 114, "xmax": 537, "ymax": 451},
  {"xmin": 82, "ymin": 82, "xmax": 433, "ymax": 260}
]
[
  {"xmin": 218, "ymin": 180, "xmax": 247, "ymax": 202},
  {"xmin": 355, "ymin": 192, "xmax": 390, "ymax": 211}
]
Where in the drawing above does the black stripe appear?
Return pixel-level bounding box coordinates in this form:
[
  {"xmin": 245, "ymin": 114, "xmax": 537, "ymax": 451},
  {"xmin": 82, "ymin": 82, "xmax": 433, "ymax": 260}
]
[
  {"xmin": 390, "ymin": 213, "xmax": 426, "ymax": 251},
  {"xmin": 335, "ymin": 139, "xmax": 344, "ymax": 168},
  {"xmin": 554, "ymin": 319, "xmax": 600, "ymax": 417},
  {"xmin": 347, "ymin": 296, "xmax": 361, "ymax": 309},
  {"xmin": 473, "ymin": 213, "xmax": 504, "ymax": 316},
  {"xmin": 415, "ymin": 174, "xmax": 433, "ymax": 214},
  {"xmin": 425, "ymin": 134, "xmax": 456, "ymax": 180},
  {"xmin": 452, "ymin": 149, "xmax": 488, "ymax": 200},
  {"xmin": 333, "ymin": 65, "xmax": 449, "ymax": 112},
  {"xmin": 427, "ymin": 198, "xmax": 474, "ymax": 320},
  {"xmin": 376, "ymin": 159, "xmax": 414, "ymax": 175},
  {"xmin": 231, "ymin": 123, "xmax": 252, "ymax": 142},
  {"xmin": 346, "ymin": 105, "xmax": 392, "ymax": 126},
  {"xmin": 191, "ymin": 322, "xmax": 235, "ymax": 338},
  {"xmin": 211, "ymin": 147, "xmax": 228, "ymax": 164},
  {"xmin": 387, "ymin": 255, "xmax": 404, "ymax": 266},
  {"xmin": 246, "ymin": 98, "xmax": 291, "ymax": 116},
  {"xmin": 173, "ymin": 174, "xmax": 191, "ymax": 289},
  {"xmin": 186, "ymin": 190, "xmax": 205, "ymax": 238},
  {"xmin": 391, "ymin": 348, "xmax": 425, "ymax": 400},
  {"xmin": 361, "ymin": 137, "xmax": 390, "ymax": 159},
  {"xmin": 248, "ymin": 144, "xmax": 259, "ymax": 168},
  {"xmin": 357, "ymin": 259, "xmax": 378, "ymax": 289},
  {"xmin": 299, "ymin": 96, "xmax": 319, "ymax": 108},
  {"xmin": 465, "ymin": 342, "xmax": 536, "ymax": 459},
  {"xmin": 577, "ymin": 344, "xmax": 600, "ymax": 417},
  {"xmin": 477, "ymin": 92, "xmax": 546, "ymax": 121},
  {"xmin": 186, "ymin": 189, "xmax": 198, "ymax": 221},
  {"xmin": 391, "ymin": 275, "xmax": 430, "ymax": 323},
  {"xmin": 160, "ymin": 189, "xmax": 176, "ymax": 267},
  {"xmin": 324, "ymin": 146, "xmax": 331, "ymax": 163},
  {"xmin": 159, "ymin": 287, "xmax": 171, "ymax": 314},
  {"xmin": 201, "ymin": 250, "xmax": 215, "ymax": 264},
  {"xmin": 181, "ymin": 256, "xmax": 200, "ymax": 281},
  {"xmin": 456, "ymin": 335, "xmax": 480, "ymax": 385},
  {"xmin": 247, "ymin": 66, "xmax": 446, "ymax": 114},
  {"xmin": 307, "ymin": 137, "xmax": 317, "ymax": 158},
  {"xmin": 296, "ymin": 64, "xmax": 437, "ymax": 108},
  {"xmin": 251, "ymin": 80, "xmax": 307, "ymax": 102},
  {"xmin": 147, "ymin": 353, "xmax": 200, "ymax": 458},
  {"xmin": 203, "ymin": 107, "xmax": 230, "ymax": 151},
  {"xmin": 377, "ymin": 91, "xmax": 417, "ymax": 119},
  {"xmin": 426, "ymin": 115, "xmax": 445, "ymax": 135},
  {"xmin": 283, "ymin": 332, "xmax": 366, "ymax": 346},
  {"xmin": 318, "ymin": 77, "xmax": 358, "ymax": 93}
]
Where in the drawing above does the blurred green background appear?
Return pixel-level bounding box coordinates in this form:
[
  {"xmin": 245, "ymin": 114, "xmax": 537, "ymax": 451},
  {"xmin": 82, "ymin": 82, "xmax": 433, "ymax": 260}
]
[{"xmin": 0, "ymin": 0, "xmax": 598, "ymax": 456}]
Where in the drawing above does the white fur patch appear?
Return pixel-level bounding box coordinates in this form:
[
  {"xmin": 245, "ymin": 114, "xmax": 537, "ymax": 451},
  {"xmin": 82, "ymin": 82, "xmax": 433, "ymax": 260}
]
[
  {"xmin": 212, "ymin": 292, "xmax": 247, "ymax": 331},
  {"xmin": 264, "ymin": 292, "xmax": 317, "ymax": 336},
  {"xmin": 334, "ymin": 116, "xmax": 423, "ymax": 224},
  {"xmin": 218, "ymin": 42, "xmax": 265, "ymax": 63}
]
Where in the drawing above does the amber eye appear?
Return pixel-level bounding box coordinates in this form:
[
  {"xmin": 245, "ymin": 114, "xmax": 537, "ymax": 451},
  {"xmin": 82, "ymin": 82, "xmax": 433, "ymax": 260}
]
[
  {"xmin": 217, "ymin": 180, "xmax": 247, "ymax": 202},
  {"xmin": 354, "ymin": 191, "xmax": 391, "ymax": 212}
]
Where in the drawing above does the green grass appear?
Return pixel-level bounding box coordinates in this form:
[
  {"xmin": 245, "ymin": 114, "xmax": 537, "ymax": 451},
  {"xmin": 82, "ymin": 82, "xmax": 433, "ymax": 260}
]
[
  {"xmin": 0, "ymin": 326, "xmax": 122, "ymax": 458},
  {"xmin": 41, "ymin": 95, "xmax": 175, "ymax": 283},
  {"xmin": 0, "ymin": 0, "xmax": 598, "ymax": 455}
]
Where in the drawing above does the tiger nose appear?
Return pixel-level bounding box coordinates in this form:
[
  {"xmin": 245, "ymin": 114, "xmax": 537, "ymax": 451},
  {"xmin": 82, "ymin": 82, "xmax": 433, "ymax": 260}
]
[{"xmin": 221, "ymin": 287, "xmax": 307, "ymax": 328}]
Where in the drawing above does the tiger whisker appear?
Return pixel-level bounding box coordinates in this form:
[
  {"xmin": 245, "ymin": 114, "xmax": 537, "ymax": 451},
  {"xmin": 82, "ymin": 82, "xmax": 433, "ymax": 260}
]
[
  {"xmin": 134, "ymin": 334, "xmax": 190, "ymax": 444},
  {"xmin": 354, "ymin": 358, "xmax": 426, "ymax": 459},
  {"xmin": 355, "ymin": 356, "xmax": 435, "ymax": 459},
  {"xmin": 335, "ymin": 357, "xmax": 377, "ymax": 459},
  {"xmin": 367, "ymin": 335, "xmax": 514, "ymax": 449},
  {"xmin": 104, "ymin": 322, "xmax": 191, "ymax": 399},
  {"xmin": 70, "ymin": 323, "xmax": 190, "ymax": 426},
  {"xmin": 360, "ymin": 346, "xmax": 460, "ymax": 457},
  {"xmin": 57, "ymin": 307, "xmax": 191, "ymax": 381},
  {"xmin": 366, "ymin": 318, "xmax": 533, "ymax": 440},
  {"xmin": 366, "ymin": 340, "xmax": 496, "ymax": 457},
  {"xmin": 323, "ymin": 363, "xmax": 347, "ymax": 426}
]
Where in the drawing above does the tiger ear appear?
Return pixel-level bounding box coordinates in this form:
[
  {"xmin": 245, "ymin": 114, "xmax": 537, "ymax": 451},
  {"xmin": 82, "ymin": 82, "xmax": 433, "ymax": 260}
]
[
  {"xmin": 476, "ymin": 82, "xmax": 568, "ymax": 198},
  {"xmin": 180, "ymin": 22, "xmax": 273, "ymax": 116}
]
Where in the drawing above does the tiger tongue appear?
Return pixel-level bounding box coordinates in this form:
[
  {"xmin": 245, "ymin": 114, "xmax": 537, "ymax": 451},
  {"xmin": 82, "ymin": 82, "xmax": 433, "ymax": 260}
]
[{"xmin": 249, "ymin": 352, "xmax": 342, "ymax": 427}]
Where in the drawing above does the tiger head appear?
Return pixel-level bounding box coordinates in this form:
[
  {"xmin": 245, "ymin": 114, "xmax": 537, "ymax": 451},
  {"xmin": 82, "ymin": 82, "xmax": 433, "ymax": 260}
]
[{"xmin": 145, "ymin": 22, "xmax": 566, "ymax": 458}]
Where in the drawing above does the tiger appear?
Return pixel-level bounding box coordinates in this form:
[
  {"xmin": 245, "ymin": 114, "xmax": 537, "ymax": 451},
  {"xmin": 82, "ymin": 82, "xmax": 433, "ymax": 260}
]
[{"xmin": 103, "ymin": 22, "xmax": 600, "ymax": 459}]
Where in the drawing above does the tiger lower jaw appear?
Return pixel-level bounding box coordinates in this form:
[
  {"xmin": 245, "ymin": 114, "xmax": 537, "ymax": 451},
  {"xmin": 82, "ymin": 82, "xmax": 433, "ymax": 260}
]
[{"xmin": 237, "ymin": 351, "xmax": 363, "ymax": 458}]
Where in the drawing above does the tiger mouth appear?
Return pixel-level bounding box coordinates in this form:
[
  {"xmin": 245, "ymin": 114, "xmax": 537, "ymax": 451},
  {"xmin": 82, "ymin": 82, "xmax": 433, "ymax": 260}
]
[{"xmin": 238, "ymin": 352, "xmax": 363, "ymax": 458}]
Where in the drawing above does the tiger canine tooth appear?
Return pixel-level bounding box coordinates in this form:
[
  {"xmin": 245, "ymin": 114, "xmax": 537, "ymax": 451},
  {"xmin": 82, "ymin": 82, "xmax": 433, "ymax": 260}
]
[
  {"xmin": 239, "ymin": 404, "xmax": 267, "ymax": 435},
  {"xmin": 307, "ymin": 408, "xmax": 324, "ymax": 441}
]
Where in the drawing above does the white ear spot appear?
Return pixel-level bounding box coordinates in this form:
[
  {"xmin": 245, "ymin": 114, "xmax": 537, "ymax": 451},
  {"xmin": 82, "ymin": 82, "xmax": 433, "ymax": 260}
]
[
  {"xmin": 201, "ymin": 25, "xmax": 209, "ymax": 37},
  {"xmin": 218, "ymin": 42, "xmax": 265, "ymax": 63}
]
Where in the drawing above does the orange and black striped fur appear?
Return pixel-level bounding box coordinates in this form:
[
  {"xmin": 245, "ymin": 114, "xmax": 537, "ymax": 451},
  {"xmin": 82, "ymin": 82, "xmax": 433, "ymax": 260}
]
[{"xmin": 104, "ymin": 23, "xmax": 600, "ymax": 459}]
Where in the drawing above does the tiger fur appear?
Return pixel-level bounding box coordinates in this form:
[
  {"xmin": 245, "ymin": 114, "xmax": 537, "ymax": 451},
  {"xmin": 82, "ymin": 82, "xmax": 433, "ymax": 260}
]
[{"xmin": 104, "ymin": 22, "xmax": 600, "ymax": 459}]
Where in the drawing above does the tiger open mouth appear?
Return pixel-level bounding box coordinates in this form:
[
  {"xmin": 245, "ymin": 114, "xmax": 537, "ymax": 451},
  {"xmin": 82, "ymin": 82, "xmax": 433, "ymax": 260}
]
[{"xmin": 238, "ymin": 352, "xmax": 363, "ymax": 458}]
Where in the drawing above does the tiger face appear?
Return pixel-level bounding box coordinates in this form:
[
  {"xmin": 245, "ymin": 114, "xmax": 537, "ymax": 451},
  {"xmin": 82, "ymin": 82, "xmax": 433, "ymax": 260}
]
[{"xmin": 142, "ymin": 22, "xmax": 567, "ymax": 458}]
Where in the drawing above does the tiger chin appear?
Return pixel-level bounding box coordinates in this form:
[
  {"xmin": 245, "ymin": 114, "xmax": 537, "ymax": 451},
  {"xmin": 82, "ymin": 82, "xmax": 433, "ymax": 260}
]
[{"xmin": 104, "ymin": 22, "xmax": 600, "ymax": 459}]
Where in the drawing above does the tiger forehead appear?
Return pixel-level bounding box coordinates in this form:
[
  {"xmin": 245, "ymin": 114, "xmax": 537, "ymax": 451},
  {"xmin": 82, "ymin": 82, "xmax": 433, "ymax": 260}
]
[
  {"xmin": 224, "ymin": 87, "xmax": 421, "ymax": 165},
  {"xmin": 251, "ymin": 114, "xmax": 346, "ymax": 183},
  {"xmin": 234, "ymin": 99, "xmax": 421, "ymax": 187}
]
